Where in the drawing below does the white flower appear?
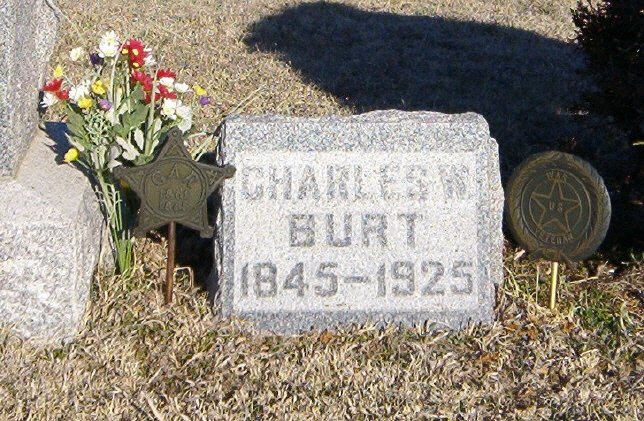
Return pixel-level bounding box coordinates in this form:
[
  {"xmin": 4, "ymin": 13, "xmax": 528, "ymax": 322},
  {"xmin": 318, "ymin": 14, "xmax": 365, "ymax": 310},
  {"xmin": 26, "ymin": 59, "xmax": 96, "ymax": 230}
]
[
  {"xmin": 178, "ymin": 116, "xmax": 192, "ymax": 132},
  {"xmin": 161, "ymin": 99, "xmax": 192, "ymax": 131},
  {"xmin": 69, "ymin": 47, "xmax": 85, "ymax": 62},
  {"xmin": 161, "ymin": 98, "xmax": 178, "ymax": 120},
  {"xmin": 134, "ymin": 129, "xmax": 145, "ymax": 150},
  {"xmin": 98, "ymin": 31, "xmax": 119, "ymax": 58},
  {"xmin": 159, "ymin": 77, "xmax": 175, "ymax": 88},
  {"xmin": 178, "ymin": 118, "xmax": 192, "ymax": 132},
  {"xmin": 41, "ymin": 91, "xmax": 58, "ymax": 108},
  {"xmin": 176, "ymin": 103, "xmax": 191, "ymax": 120},
  {"xmin": 143, "ymin": 48, "xmax": 156, "ymax": 66},
  {"xmin": 174, "ymin": 82, "xmax": 190, "ymax": 93},
  {"xmin": 176, "ymin": 104, "xmax": 192, "ymax": 132},
  {"xmin": 69, "ymin": 81, "xmax": 90, "ymax": 103}
]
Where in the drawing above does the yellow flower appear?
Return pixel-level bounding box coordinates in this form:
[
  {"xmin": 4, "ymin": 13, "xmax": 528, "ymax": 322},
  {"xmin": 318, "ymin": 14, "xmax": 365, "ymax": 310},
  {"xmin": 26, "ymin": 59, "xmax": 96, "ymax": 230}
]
[
  {"xmin": 193, "ymin": 84, "xmax": 207, "ymax": 96},
  {"xmin": 91, "ymin": 80, "xmax": 106, "ymax": 96},
  {"xmin": 78, "ymin": 97, "xmax": 93, "ymax": 110},
  {"xmin": 64, "ymin": 148, "xmax": 79, "ymax": 163},
  {"xmin": 53, "ymin": 65, "xmax": 64, "ymax": 78}
]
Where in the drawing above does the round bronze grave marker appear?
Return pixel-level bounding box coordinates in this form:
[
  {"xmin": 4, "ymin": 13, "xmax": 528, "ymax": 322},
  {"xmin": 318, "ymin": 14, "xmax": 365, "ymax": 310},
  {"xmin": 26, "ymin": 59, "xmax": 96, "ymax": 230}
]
[{"xmin": 505, "ymin": 151, "xmax": 611, "ymax": 263}]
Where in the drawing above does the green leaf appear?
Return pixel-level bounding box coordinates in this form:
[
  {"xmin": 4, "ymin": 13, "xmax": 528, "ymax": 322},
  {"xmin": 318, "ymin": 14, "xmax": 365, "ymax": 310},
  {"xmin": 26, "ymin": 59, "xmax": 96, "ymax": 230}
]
[
  {"xmin": 65, "ymin": 107, "xmax": 87, "ymax": 140},
  {"xmin": 128, "ymin": 84, "xmax": 145, "ymax": 103},
  {"xmin": 113, "ymin": 124, "xmax": 129, "ymax": 139},
  {"xmin": 157, "ymin": 124, "xmax": 173, "ymax": 140},
  {"xmin": 121, "ymin": 105, "xmax": 148, "ymax": 133}
]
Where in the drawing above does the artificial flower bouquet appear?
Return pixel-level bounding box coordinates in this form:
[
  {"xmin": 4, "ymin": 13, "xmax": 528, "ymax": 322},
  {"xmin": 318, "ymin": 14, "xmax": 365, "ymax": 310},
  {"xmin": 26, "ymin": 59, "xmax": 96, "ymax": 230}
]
[{"xmin": 41, "ymin": 31, "xmax": 212, "ymax": 275}]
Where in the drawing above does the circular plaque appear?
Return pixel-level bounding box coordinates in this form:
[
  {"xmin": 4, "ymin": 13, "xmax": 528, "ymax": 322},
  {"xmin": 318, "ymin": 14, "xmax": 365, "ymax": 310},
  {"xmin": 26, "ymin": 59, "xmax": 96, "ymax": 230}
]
[{"xmin": 505, "ymin": 151, "xmax": 611, "ymax": 262}]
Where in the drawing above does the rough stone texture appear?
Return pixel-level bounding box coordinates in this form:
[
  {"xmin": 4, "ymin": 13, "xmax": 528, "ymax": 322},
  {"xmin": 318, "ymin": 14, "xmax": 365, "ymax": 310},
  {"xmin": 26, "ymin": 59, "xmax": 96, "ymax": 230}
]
[
  {"xmin": 0, "ymin": 129, "xmax": 102, "ymax": 342},
  {"xmin": 0, "ymin": 0, "xmax": 59, "ymax": 177},
  {"xmin": 0, "ymin": 1, "xmax": 101, "ymax": 342},
  {"xmin": 220, "ymin": 110, "xmax": 503, "ymax": 334}
]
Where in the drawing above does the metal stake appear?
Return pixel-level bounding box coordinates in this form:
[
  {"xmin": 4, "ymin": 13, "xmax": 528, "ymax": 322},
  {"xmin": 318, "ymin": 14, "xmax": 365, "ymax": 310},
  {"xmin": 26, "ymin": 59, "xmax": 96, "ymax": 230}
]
[
  {"xmin": 165, "ymin": 221, "xmax": 176, "ymax": 304},
  {"xmin": 549, "ymin": 261, "xmax": 559, "ymax": 310}
]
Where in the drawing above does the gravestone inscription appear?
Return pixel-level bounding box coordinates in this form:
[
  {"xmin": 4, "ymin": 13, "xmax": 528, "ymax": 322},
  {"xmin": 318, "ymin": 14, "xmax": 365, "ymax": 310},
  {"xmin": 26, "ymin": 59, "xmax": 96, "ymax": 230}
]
[{"xmin": 220, "ymin": 111, "xmax": 503, "ymax": 333}]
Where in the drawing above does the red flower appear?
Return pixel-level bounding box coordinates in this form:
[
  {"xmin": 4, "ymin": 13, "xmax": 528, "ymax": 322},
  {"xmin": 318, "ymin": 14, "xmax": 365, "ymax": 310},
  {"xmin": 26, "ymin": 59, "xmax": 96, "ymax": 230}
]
[
  {"xmin": 156, "ymin": 68, "xmax": 176, "ymax": 81},
  {"xmin": 42, "ymin": 79, "xmax": 63, "ymax": 92},
  {"xmin": 122, "ymin": 39, "xmax": 148, "ymax": 69},
  {"xmin": 56, "ymin": 90, "xmax": 69, "ymax": 100},
  {"xmin": 131, "ymin": 71, "xmax": 153, "ymax": 92},
  {"xmin": 157, "ymin": 84, "xmax": 177, "ymax": 100},
  {"xmin": 42, "ymin": 79, "xmax": 69, "ymax": 103}
]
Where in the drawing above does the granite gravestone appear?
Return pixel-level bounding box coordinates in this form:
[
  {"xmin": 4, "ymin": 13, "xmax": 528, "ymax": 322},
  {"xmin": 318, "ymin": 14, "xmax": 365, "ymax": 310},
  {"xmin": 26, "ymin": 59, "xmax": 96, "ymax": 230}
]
[
  {"xmin": 220, "ymin": 111, "xmax": 503, "ymax": 333},
  {"xmin": 0, "ymin": 0, "xmax": 58, "ymax": 177},
  {"xmin": 0, "ymin": 1, "xmax": 102, "ymax": 342}
]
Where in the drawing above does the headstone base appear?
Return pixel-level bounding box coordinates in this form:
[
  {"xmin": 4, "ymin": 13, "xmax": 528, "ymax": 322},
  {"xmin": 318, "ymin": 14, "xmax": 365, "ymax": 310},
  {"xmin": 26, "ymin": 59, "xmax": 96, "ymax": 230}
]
[{"xmin": 0, "ymin": 129, "xmax": 102, "ymax": 343}]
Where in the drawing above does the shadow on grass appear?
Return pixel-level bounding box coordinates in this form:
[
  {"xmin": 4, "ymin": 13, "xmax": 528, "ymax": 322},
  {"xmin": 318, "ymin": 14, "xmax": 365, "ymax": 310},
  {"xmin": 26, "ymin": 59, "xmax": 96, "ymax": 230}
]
[
  {"xmin": 180, "ymin": 2, "xmax": 639, "ymax": 292},
  {"xmin": 243, "ymin": 2, "xmax": 603, "ymax": 178},
  {"xmin": 240, "ymin": 2, "xmax": 641, "ymax": 253}
]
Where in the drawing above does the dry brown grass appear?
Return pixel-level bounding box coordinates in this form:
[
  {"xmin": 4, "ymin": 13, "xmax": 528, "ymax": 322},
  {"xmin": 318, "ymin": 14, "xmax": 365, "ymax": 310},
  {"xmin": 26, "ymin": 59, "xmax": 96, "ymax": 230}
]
[
  {"xmin": 1, "ymin": 240, "xmax": 642, "ymax": 419},
  {"xmin": 1, "ymin": 0, "xmax": 642, "ymax": 419}
]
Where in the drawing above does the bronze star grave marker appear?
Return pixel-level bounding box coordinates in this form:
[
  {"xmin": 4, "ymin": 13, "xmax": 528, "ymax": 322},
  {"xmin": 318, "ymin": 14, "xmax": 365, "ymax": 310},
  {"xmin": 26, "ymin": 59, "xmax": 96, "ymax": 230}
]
[
  {"xmin": 114, "ymin": 128, "xmax": 235, "ymax": 303},
  {"xmin": 505, "ymin": 151, "xmax": 611, "ymax": 308}
]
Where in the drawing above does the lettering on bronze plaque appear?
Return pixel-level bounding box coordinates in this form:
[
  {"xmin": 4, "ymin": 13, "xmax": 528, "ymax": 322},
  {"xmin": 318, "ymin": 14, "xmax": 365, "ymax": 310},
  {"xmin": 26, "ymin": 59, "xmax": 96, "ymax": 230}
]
[
  {"xmin": 505, "ymin": 151, "xmax": 611, "ymax": 262},
  {"xmin": 114, "ymin": 128, "xmax": 236, "ymax": 238}
]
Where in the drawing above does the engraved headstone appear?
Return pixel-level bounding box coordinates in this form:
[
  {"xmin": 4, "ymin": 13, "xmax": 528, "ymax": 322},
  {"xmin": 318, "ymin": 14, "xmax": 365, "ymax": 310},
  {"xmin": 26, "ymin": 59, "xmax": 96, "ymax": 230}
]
[{"xmin": 220, "ymin": 111, "xmax": 504, "ymax": 333}]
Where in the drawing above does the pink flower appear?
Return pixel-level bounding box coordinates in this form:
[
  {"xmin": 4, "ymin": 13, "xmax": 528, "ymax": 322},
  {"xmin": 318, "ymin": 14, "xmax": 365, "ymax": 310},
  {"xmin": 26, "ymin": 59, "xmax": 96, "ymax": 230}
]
[
  {"xmin": 156, "ymin": 68, "xmax": 176, "ymax": 82},
  {"xmin": 56, "ymin": 90, "xmax": 69, "ymax": 100},
  {"xmin": 157, "ymin": 84, "xmax": 177, "ymax": 100}
]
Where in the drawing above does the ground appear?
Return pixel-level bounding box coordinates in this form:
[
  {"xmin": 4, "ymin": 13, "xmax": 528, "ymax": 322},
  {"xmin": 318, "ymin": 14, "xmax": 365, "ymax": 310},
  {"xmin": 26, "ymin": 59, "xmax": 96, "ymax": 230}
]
[{"xmin": 1, "ymin": 0, "xmax": 642, "ymax": 419}]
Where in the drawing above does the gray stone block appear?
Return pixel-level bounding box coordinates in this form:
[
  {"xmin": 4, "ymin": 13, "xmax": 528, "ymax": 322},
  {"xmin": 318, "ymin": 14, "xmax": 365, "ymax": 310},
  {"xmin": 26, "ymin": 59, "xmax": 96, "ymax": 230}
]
[
  {"xmin": 219, "ymin": 110, "xmax": 504, "ymax": 334},
  {"xmin": 0, "ymin": 0, "xmax": 59, "ymax": 177},
  {"xmin": 0, "ymin": 1, "xmax": 101, "ymax": 343},
  {"xmin": 0, "ymin": 129, "xmax": 103, "ymax": 342}
]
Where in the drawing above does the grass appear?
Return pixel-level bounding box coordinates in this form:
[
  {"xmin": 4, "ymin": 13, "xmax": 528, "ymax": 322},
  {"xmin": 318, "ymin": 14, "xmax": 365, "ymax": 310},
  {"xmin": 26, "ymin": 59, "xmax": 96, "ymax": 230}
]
[
  {"xmin": 1, "ymin": 0, "xmax": 642, "ymax": 419},
  {"xmin": 1, "ymin": 251, "xmax": 642, "ymax": 419}
]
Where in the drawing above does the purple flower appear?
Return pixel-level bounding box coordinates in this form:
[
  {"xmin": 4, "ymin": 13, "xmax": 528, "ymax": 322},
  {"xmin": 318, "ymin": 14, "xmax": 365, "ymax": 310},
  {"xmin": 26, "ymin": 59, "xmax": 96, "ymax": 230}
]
[
  {"xmin": 90, "ymin": 53, "xmax": 104, "ymax": 66},
  {"xmin": 98, "ymin": 99, "xmax": 112, "ymax": 111},
  {"xmin": 198, "ymin": 95, "xmax": 212, "ymax": 106}
]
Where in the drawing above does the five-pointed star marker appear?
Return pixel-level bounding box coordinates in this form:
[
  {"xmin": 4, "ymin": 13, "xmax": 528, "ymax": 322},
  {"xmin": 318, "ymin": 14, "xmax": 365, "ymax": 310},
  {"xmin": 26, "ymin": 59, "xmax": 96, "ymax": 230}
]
[
  {"xmin": 531, "ymin": 179, "xmax": 581, "ymax": 234},
  {"xmin": 114, "ymin": 128, "xmax": 235, "ymax": 238}
]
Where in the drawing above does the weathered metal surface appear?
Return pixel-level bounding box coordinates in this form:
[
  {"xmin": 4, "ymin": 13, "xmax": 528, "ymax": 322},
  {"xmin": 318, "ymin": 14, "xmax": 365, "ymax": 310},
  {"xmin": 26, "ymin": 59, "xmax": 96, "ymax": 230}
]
[
  {"xmin": 505, "ymin": 151, "xmax": 611, "ymax": 263},
  {"xmin": 114, "ymin": 128, "xmax": 235, "ymax": 238}
]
